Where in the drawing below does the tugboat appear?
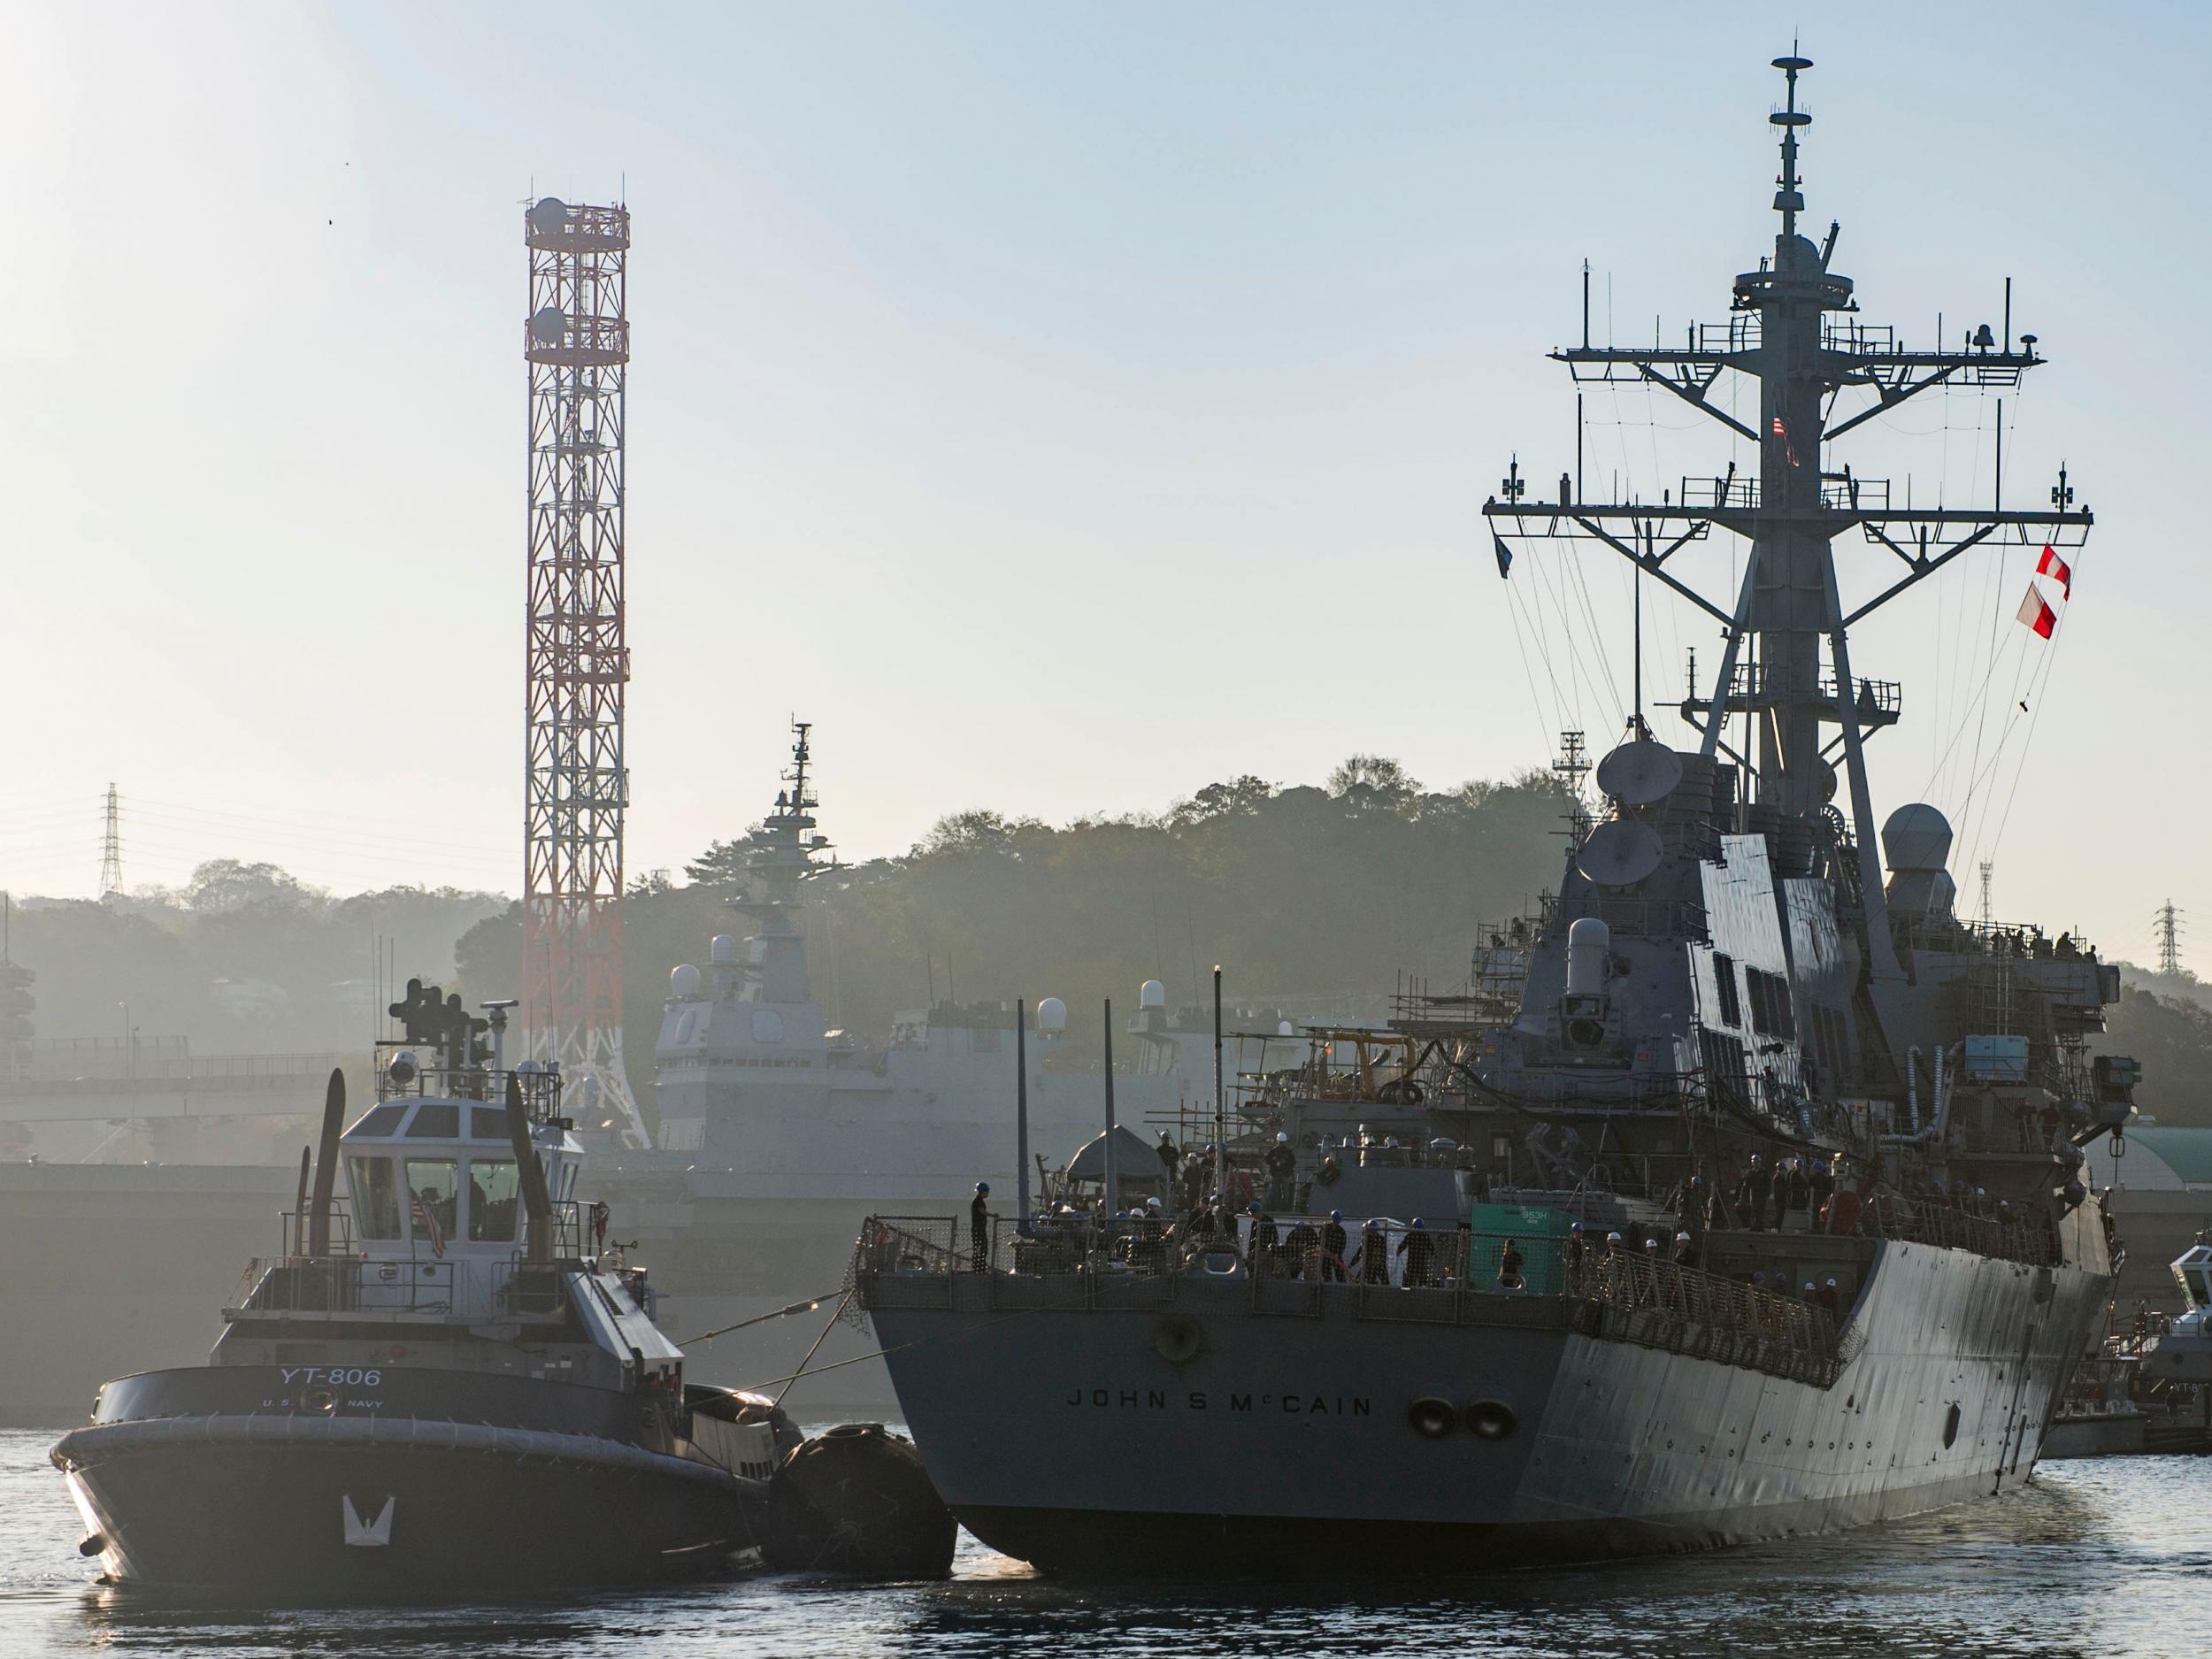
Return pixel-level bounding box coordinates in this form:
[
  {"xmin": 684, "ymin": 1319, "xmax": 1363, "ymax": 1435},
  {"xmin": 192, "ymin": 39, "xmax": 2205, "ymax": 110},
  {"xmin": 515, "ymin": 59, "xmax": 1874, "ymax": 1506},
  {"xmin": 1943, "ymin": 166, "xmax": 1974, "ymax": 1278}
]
[{"xmin": 50, "ymin": 996, "xmax": 801, "ymax": 1597}]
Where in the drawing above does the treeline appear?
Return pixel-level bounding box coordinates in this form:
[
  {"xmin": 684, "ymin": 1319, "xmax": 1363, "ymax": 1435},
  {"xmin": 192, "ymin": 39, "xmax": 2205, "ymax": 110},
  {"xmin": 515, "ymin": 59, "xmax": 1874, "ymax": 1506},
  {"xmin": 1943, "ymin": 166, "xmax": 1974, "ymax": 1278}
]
[
  {"xmin": 457, "ymin": 757, "xmax": 1578, "ymax": 1110},
  {"xmin": 15, "ymin": 780, "xmax": 2201, "ymax": 1136},
  {"xmin": 3, "ymin": 862, "xmax": 504, "ymax": 1057},
  {"xmin": 2098, "ymin": 977, "xmax": 2212, "ymax": 1127}
]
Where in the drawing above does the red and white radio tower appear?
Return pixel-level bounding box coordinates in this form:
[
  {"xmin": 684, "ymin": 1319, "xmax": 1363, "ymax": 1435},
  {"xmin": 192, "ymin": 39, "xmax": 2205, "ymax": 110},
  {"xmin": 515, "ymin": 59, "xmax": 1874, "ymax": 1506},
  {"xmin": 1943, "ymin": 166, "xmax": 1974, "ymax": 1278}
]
[{"xmin": 521, "ymin": 195, "xmax": 648, "ymax": 1148}]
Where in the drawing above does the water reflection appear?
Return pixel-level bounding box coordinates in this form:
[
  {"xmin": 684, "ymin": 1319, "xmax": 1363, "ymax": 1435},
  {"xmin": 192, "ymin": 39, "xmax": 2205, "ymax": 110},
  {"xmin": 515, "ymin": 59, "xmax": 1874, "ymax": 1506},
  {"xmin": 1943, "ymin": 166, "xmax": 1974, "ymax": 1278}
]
[{"xmin": 4, "ymin": 1435, "xmax": 2206, "ymax": 1659}]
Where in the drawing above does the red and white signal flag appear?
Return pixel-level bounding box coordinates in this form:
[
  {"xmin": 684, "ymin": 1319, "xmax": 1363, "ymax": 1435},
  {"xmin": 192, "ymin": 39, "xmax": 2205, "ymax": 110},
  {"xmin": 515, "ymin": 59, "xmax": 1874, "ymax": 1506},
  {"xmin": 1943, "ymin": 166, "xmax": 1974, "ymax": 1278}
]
[
  {"xmin": 2015, "ymin": 584, "xmax": 2057, "ymax": 640},
  {"xmin": 2036, "ymin": 544, "xmax": 2072, "ymax": 599}
]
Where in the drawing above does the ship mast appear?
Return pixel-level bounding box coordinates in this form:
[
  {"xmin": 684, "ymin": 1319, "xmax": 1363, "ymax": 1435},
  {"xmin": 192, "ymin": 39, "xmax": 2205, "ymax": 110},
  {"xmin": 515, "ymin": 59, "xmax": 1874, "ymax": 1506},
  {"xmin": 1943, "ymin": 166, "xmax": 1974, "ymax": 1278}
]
[
  {"xmin": 730, "ymin": 721, "xmax": 831, "ymax": 1005},
  {"xmin": 1485, "ymin": 54, "xmax": 2092, "ymax": 1036}
]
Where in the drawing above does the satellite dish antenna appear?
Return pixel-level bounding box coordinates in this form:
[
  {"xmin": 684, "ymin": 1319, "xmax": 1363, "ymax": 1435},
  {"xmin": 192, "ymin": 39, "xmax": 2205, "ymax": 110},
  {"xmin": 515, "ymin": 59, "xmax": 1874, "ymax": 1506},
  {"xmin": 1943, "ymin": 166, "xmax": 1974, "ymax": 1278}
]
[
  {"xmin": 1578, "ymin": 820, "xmax": 1664, "ymax": 887},
  {"xmin": 528, "ymin": 196, "xmax": 568, "ymax": 237},
  {"xmin": 1594, "ymin": 741, "xmax": 1683, "ymax": 806},
  {"xmin": 529, "ymin": 305, "xmax": 566, "ymax": 347}
]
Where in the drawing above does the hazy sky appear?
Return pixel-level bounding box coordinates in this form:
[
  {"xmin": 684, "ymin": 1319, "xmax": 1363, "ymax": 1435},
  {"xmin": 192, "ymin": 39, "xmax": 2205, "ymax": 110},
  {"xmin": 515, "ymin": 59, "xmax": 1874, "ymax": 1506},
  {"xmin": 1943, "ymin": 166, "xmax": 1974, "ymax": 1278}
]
[{"xmin": 1, "ymin": 2, "xmax": 2200, "ymax": 966}]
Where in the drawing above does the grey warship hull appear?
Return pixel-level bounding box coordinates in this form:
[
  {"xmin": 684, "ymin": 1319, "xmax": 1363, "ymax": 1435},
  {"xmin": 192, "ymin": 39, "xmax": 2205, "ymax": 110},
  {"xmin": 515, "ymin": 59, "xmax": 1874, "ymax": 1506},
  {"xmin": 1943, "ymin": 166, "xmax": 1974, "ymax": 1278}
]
[{"xmin": 867, "ymin": 1219, "xmax": 2111, "ymax": 1572}]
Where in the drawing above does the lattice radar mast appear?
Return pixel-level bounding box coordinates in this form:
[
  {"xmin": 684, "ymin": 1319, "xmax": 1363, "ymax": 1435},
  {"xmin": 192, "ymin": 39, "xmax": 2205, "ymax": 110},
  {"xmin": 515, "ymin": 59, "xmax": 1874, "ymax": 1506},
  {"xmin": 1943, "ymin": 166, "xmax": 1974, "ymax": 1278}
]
[
  {"xmin": 522, "ymin": 196, "xmax": 648, "ymax": 1149},
  {"xmin": 1484, "ymin": 54, "xmax": 2092, "ymax": 1041}
]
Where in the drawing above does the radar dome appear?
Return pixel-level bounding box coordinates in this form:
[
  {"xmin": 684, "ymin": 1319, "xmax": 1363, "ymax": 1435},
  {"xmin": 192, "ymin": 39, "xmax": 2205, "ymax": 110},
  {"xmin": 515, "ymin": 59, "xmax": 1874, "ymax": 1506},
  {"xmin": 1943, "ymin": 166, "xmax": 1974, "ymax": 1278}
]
[
  {"xmin": 1278, "ymin": 1019, "xmax": 1295, "ymax": 1037},
  {"xmin": 710, "ymin": 934, "xmax": 739, "ymax": 965},
  {"xmin": 529, "ymin": 305, "xmax": 566, "ymax": 347},
  {"xmin": 1881, "ymin": 803, "xmax": 1953, "ymax": 872},
  {"xmin": 1140, "ymin": 979, "xmax": 1166, "ymax": 1010},
  {"xmin": 528, "ymin": 196, "xmax": 568, "ymax": 236},
  {"xmin": 1037, "ymin": 996, "xmax": 1068, "ymax": 1033},
  {"xmin": 670, "ymin": 964, "xmax": 702, "ymax": 999}
]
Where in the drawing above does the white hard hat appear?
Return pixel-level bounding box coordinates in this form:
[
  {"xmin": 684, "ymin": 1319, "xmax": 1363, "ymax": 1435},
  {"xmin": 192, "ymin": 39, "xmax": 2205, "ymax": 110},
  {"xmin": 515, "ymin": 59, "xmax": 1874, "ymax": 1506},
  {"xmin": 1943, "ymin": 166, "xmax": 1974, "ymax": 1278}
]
[
  {"xmin": 1606, "ymin": 1231, "xmax": 1623, "ymax": 1242},
  {"xmin": 1675, "ymin": 1231, "xmax": 1691, "ymax": 1242},
  {"xmin": 1276, "ymin": 1132, "xmax": 1289, "ymax": 1143}
]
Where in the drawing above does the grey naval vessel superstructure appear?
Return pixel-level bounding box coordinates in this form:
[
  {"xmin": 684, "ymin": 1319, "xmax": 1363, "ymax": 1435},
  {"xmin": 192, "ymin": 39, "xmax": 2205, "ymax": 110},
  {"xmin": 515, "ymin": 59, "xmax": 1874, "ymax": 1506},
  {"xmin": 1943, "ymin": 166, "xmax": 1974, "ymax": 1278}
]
[
  {"xmin": 854, "ymin": 57, "xmax": 2137, "ymax": 1571},
  {"xmin": 595, "ymin": 723, "xmax": 1253, "ymax": 1396},
  {"xmin": 50, "ymin": 1005, "xmax": 801, "ymax": 1596}
]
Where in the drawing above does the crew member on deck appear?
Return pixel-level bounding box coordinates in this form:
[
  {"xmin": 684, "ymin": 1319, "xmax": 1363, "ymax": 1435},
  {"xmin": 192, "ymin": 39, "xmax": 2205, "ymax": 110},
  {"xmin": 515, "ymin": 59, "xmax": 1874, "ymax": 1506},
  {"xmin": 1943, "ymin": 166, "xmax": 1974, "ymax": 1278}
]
[
  {"xmin": 1353, "ymin": 1218, "xmax": 1391, "ymax": 1285},
  {"xmin": 1740, "ymin": 1156, "xmax": 1771, "ymax": 1233},
  {"xmin": 970, "ymin": 1182, "xmax": 990, "ymax": 1272},
  {"xmin": 1563, "ymin": 1222, "xmax": 1588, "ymax": 1293},
  {"xmin": 1245, "ymin": 1202, "xmax": 1279, "ymax": 1276},
  {"xmin": 1320, "ymin": 1210, "xmax": 1349, "ymax": 1281},
  {"xmin": 1156, "ymin": 1131, "xmax": 1181, "ymax": 1187},
  {"xmin": 1498, "ymin": 1237, "xmax": 1525, "ymax": 1290},
  {"xmin": 1397, "ymin": 1217, "xmax": 1437, "ymax": 1287},
  {"xmin": 1264, "ymin": 1133, "xmax": 1297, "ymax": 1210}
]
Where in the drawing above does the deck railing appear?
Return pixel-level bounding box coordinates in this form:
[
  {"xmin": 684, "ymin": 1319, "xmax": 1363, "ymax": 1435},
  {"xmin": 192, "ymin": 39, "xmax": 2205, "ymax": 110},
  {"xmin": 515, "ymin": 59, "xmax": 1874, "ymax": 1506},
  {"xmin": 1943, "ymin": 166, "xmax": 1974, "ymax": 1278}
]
[{"xmin": 855, "ymin": 1215, "xmax": 1854, "ymax": 1388}]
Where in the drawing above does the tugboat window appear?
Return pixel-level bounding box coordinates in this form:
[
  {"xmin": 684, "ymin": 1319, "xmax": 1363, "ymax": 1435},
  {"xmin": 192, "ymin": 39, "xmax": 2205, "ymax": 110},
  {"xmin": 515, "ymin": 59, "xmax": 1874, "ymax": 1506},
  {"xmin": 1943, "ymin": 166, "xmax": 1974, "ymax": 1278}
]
[
  {"xmin": 406, "ymin": 1102, "xmax": 461, "ymax": 1139},
  {"xmin": 407, "ymin": 1159, "xmax": 458, "ymax": 1245},
  {"xmin": 468, "ymin": 1159, "xmax": 521, "ymax": 1241},
  {"xmin": 470, "ymin": 1106, "xmax": 511, "ymax": 1141},
  {"xmin": 349, "ymin": 1157, "xmax": 403, "ymax": 1240},
  {"xmin": 348, "ymin": 1103, "xmax": 406, "ymax": 1139}
]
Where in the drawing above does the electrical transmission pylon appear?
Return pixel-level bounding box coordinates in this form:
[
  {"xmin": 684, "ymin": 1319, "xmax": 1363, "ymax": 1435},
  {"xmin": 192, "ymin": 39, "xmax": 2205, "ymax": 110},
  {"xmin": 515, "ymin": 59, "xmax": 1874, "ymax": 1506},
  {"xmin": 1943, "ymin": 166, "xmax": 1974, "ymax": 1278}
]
[
  {"xmin": 520, "ymin": 194, "xmax": 648, "ymax": 1148},
  {"xmin": 2154, "ymin": 900, "xmax": 2185, "ymax": 976},
  {"xmin": 98, "ymin": 784, "xmax": 123, "ymax": 899}
]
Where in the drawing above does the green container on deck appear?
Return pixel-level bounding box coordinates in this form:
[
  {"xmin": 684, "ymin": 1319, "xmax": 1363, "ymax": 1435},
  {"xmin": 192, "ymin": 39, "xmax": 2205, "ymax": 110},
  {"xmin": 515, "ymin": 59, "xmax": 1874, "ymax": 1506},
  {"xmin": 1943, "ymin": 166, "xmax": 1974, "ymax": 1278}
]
[{"xmin": 1465, "ymin": 1203, "xmax": 1573, "ymax": 1295}]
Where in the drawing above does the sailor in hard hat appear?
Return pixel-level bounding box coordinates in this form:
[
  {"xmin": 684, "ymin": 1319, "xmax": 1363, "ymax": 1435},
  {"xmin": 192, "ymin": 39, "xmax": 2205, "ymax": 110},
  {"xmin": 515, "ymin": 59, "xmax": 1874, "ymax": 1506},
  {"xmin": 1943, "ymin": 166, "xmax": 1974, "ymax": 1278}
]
[
  {"xmin": 1263, "ymin": 1130, "xmax": 1297, "ymax": 1210},
  {"xmin": 1156, "ymin": 1128, "xmax": 1181, "ymax": 1186},
  {"xmin": 1397, "ymin": 1217, "xmax": 1438, "ymax": 1287},
  {"xmin": 1319, "ymin": 1208, "xmax": 1349, "ymax": 1281}
]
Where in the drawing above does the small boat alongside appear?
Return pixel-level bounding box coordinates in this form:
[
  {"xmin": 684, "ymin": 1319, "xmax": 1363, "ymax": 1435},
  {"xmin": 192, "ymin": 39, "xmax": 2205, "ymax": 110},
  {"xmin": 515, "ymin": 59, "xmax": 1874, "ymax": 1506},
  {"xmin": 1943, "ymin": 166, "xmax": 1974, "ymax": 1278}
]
[
  {"xmin": 2045, "ymin": 1239, "xmax": 2212, "ymax": 1459},
  {"xmin": 51, "ymin": 1003, "xmax": 801, "ymax": 1598}
]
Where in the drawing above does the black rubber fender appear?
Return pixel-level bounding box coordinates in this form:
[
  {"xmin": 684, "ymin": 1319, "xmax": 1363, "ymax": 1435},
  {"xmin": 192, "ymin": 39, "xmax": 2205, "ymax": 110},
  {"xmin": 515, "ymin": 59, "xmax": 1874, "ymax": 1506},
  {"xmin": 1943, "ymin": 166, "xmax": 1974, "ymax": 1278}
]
[{"xmin": 764, "ymin": 1423, "xmax": 956, "ymax": 1578}]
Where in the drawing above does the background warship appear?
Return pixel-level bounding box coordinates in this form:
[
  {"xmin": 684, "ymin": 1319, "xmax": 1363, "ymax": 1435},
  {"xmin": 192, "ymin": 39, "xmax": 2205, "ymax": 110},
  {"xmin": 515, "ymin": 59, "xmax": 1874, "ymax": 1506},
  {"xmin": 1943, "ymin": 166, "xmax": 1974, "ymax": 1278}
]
[
  {"xmin": 856, "ymin": 56, "xmax": 2136, "ymax": 1571},
  {"xmin": 592, "ymin": 723, "xmax": 1283, "ymax": 1398}
]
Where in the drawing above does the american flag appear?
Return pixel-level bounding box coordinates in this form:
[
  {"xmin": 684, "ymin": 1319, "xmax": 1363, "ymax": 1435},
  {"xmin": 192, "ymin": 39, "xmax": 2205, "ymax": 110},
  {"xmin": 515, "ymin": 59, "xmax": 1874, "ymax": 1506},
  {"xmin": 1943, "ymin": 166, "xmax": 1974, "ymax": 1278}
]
[{"xmin": 411, "ymin": 1192, "xmax": 446, "ymax": 1258}]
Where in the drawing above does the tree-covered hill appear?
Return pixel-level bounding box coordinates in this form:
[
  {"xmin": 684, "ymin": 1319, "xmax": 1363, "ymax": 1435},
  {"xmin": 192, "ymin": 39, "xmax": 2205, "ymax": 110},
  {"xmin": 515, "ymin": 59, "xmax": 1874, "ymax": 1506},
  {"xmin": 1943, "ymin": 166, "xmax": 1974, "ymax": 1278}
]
[{"xmin": 458, "ymin": 759, "xmax": 1578, "ymax": 1110}]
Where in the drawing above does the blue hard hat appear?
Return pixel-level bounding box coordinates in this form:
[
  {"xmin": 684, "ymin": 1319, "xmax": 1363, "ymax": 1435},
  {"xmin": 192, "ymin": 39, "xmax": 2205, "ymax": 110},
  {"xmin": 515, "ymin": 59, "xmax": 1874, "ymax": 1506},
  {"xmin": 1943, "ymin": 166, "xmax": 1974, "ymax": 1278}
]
[
  {"xmin": 1411, "ymin": 1217, "xmax": 1425, "ymax": 1230},
  {"xmin": 1329, "ymin": 1210, "xmax": 1343, "ymax": 1224},
  {"xmin": 975, "ymin": 1181, "xmax": 989, "ymax": 1194},
  {"xmin": 1570, "ymin": 1221, "xmax": 1584, "ymax": 1233},
  {"xmin": 1247, "ymin": 1202, "xmax": 1262, "ymax": 1215}
]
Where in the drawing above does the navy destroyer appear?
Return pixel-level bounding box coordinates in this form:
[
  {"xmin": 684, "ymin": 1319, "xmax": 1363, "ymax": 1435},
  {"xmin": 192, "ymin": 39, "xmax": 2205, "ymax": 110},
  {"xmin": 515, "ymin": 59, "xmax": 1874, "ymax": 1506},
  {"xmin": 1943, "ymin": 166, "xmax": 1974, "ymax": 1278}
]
[
  {"xmin": 854, "ymin": 57, "xmax": 2134, "ymax": 1571},
  {"xmin": 50, "ymin": 1002, "xmax": 801, "ymax": 1597}
]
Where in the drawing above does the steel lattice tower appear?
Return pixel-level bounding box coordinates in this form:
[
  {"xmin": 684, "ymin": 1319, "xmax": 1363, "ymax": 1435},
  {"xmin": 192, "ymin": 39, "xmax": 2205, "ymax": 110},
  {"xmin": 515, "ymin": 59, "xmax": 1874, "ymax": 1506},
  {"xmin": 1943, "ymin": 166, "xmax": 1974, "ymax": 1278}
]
[
  {"xmin": 522, "ymin": 196, "xmax": 647, "ymax": 1148},
  {"xmin": 98, "ymin": 784, "xmax": 123, "ymax": 899},
  {"xmin": 2154, "ymin": 901, "xmax": 2185, "ymax": 976}
]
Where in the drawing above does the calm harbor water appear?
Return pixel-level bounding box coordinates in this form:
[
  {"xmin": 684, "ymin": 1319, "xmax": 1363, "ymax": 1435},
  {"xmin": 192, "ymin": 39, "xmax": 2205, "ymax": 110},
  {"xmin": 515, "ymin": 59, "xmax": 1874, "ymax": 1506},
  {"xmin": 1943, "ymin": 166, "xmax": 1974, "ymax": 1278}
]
[{"xmin": 2, "ymin": 1427, "xmax": 2203, "ymax": 1659}]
